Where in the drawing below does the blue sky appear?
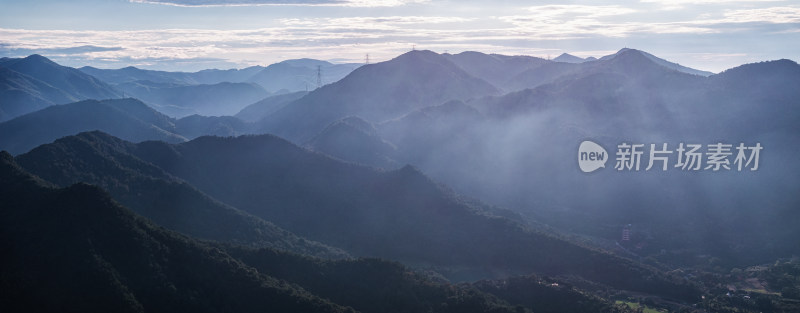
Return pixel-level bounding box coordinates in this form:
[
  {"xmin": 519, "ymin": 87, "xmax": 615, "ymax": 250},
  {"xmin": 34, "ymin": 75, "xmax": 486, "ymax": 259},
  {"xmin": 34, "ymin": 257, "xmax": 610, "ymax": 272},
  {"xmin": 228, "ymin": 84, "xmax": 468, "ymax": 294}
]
[{"xmin": 0, "ymin": 0, "xmax": 797, "ymax": 72}]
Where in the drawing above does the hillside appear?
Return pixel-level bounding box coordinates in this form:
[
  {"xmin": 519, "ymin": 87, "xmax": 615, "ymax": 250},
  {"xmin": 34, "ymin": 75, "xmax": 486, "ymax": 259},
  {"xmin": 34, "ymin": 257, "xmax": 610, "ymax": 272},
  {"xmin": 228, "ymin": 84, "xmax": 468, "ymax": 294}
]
[
  {"xmin": 0, "ymin": 151, "xmax": 353, "ymax": 313},
  {"xmin": 116, "ymin": 80, "xmax": 269, "ymax": 117},
  {"xmin": 0, "ymin": 150, "xmax": 533, "ymax": 313},
  {"xmin": 0, "ymin": 98, "xmax": 185, "ymax": 155},
  {"xmin": 80, "ymin": 65, "xmax": 265, "ymax": 85},
  {"xmin": 359, "ymin": 52, "xmax": 800, "ymax": 269},
  {"xmin": 258, "ymin": 50, "xmax": 499, "ymax": 142},
  {"xmin": 125, "ymin": 134, "xmax": 700, "ymax": 299},
  {"xmin": 442, "ymin": 51, "xmax": 549, "ymax": 92},
  {"xmin": 246, "ymin": 60, "xmax": 361, "ymax": 92},
  {"xmin": 235, "ymin": 91, "xmax": 308, "ymax": 122},
  {"xmin": 306, "ymin": 116, "xmax": 400, "ymax": 169},
  {"xmin": 15, "ymin": 131, "xmax": 348, "ymax": 258},
  {"xmin": 0, "ymin": 54, "xmax": 120, "ymax": 121}
]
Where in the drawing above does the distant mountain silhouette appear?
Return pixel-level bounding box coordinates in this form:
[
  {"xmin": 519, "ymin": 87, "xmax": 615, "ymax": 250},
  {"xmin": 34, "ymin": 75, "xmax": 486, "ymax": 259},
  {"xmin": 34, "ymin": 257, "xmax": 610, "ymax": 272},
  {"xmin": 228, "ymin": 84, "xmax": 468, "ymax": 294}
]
[
  {"xmin": 707, "ymin": 59, "xmax": 800, "ymax": 98},
  {"xmin": 443, "ymin": 51, "xmax": 548, "ymax": 92},
  {"xmin": 280, "ymin": 58, "xmax": 338, "ymax": 68},
  {"xmin": 192, "ymin": 66, "xmax": 268, "ymax": 84},
  {"xmin": 246, "ymin": 59, "xmax": 361, "ymax": 92},
  {"xmin": 0, "ymin": 96, "xmax": 265, "ymax": 154},
  {"xmin": 504, "ymin": 61, "xmax": 583, "ymax": 92},
  {"xmin": 500, "ymin": 48, "xmax": 708, "ymax": 104},
  {"xmin": 306, "ymin": 116, "xmax": 400, "ymax": 169},
  {"xmin": 379, "ymin": 99, "xmax": 484, "ymax": 168},
  {"xmin": 81, "ymin": 59, "xmax": 360, "ymax": 95},
  {"xmin": 0, "ymin": 98, "xmax": 185, "ymax": 154},
  {"xmin": 505, "ymin": 48, "xmax": 712, "ymax": 91},
  {"xmin": 116, "ymin": 80, "xmax": 269, "ymax": 117},
  {"xmin": 553, "ymin": 53, "xmax": 588, "ymax": 64},
  {"xmin": 15, "ymin": 131, "xmax": 347, "ymax": 258},
  {"xmin": 343, "ymin": 55, "xmax": 800, "ymax": 268},
  {"xmin": 259, "ymin": 50, "xmax": 500, "ymax": 142},
  {"xmin": 0, "ymin": 54, "xmax": 120, "ymax": 121},
  {"xmin": 0, "ymin": 67, "xmax": 69, "ymax": 121},
  {"xmin": 599, "ymin": 48, "xmax": 713, "ymax": 76},
  {"xmin": 81, "ymin": 66, "xmax": 197, "ymax": 85},
  {"xmin": 80, "ymin": 65, "xmax": 266, "ymax": 85},
  {"xmin": 235, "ymin": 91, "xmax": 308, "ymax": 122}
]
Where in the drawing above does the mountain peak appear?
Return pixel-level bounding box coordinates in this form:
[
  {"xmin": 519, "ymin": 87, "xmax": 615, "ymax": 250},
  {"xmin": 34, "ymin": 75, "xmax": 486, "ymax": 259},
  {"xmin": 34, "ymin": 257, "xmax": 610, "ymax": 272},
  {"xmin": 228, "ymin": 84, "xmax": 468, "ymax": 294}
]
[
  {"xmin": 616, "ymin": 47, "xmax": 634, "ymax": 54},
  {"xmin": 710, "ymin": 58, "xmax": 800, "ymax": 92},
  {"xmin": 394, "ymin": 49, "xmax": 441, "ymax": 62},
  {"xmin": 553, "ymin": 53, "xmax": 586, "ymax": 63},
  {"xmin": 0, "ymin": 150, "xmax": 12, "ymax": 163},
  {"xmin": 0, "ymin": 54, "xmax": 61, "ymax": 69},
  {"xmin": 603, "ymin": 48, "xmax": 713, "ymax": 76},
  {"xmin": 614, "ymin": 48, "xmax": 646, "ymax": 58},
  {"xmin": 719, "ymin": 58, "xmax": 800, "ymax": 75},
  {"xmin": 0, "ymin": 98, "xmax": 184, "ymax": 154},
  {"xmin": 259, "ymin": 48, "xmax": 498, "ymax": 142},
  {"xmin": 23, "ymin": 54, "xmax": 55, "ymax": 64},
  {"xmin": 599, "ymin": 48, "xmax": 661, "ymax": 74}
]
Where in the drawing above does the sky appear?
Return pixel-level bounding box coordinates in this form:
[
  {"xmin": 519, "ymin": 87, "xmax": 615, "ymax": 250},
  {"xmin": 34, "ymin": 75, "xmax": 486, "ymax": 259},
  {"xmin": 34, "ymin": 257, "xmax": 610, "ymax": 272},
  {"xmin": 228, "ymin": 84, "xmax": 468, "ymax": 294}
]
[{"xmin": 0, "ymin": 0, "xmax": 797, "ymax": 73}]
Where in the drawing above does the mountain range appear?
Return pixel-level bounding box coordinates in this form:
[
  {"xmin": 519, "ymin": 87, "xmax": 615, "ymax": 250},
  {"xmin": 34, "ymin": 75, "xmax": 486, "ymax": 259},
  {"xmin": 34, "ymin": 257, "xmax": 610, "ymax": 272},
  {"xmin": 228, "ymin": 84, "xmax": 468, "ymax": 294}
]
[
  {"xmin": 3, "ymin": 151, "xmax": 562, "ymax": 313},
  {"xmin": 0, "ymin": 98, "xmax": 185, "ymax": 155},
  {"xmin": 0, "ymin": 98, "xmax": 262, "ymax": 155},
  {"xmin": 124, "ymin": 133, "xmax": 697, "ymax": 296},
  {"xmin": 2, "ymin": 47, "xmax": 798, "ymax": 312},
  {"xmin": 372, "ymin": 49, "xmax": 800, "ymax": 268},
  {"xmin": 234, "ymin": 91, "xmax": 308, "ymax": 122},
  {"xmin": 259, "ymin": 50, "xmax": 500, "ymax": 142},
  {"xmin": 80, "ymin": 65, "xmax": 266, "ymax": 85},
  {"xmin": 0, "ymin": 54, "xmax": 120, "ymax": 121},
  {"xmin": 553, "ymin": 53, "xmax": 592, "ymax": 64},
  {"xmin": 114, "ymin": 80, "xmax": 270, "ymax": 117},
  {"xmin": 3, "ymin": 130, "xmax": 702, "ymax": 304},
  {"xmin": 15, "ymin": 131, "xmax": 349, "ymax": 259},
  {"xmin": 0, "ymin": 54, "xmax": 361, "ymax": 122},
  {"xmin": 81, "ymin": 58, "xmax": 361, "ymax": 93}
]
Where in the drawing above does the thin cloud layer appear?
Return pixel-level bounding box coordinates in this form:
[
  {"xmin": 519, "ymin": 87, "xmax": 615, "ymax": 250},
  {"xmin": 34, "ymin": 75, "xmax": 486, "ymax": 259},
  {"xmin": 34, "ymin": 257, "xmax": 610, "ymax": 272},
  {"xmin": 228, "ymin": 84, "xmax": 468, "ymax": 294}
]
[
  {"xmin": 642, "ymin": 0, "xmax": 784, "ymax": 10},
  {"xmin": 130, "ymin": 0, "xmax": 428, "ymax": 7},
  {"xmin": 0, "ymin": 1, "xmax": 796, "ymax": 72}
]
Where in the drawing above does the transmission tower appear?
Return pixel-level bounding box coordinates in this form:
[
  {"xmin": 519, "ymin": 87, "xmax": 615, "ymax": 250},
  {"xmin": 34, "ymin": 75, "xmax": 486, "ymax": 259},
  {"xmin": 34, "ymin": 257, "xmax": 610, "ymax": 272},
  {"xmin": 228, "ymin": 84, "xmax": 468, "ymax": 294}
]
[
  {"xmin": 316, "ymin": 65, "xmax": 322, "ymax": 89},
  {"xmin": 365, "ymin": 53, "xmax": 370, "ymax": 64}
]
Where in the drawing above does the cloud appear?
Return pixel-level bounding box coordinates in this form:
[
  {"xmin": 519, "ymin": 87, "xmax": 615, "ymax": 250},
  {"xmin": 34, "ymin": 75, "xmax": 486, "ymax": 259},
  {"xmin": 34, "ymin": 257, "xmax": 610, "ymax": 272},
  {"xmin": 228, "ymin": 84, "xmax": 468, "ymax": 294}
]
[
  {"xmin": 495, "ymin": 5, "xmax": 714, "ymax": 38},
  {"xmin": 641, "ymin": 0, "xmax": 784, "ymax": 10},
  {"xmin": 0, "ymin": 45, "xmax": 123, "ymax": 56},
  {"xmin": 722, "ymin": 6, "xmax": 800, "ymax": 24},
  {"xmin": 129, "ymin": 0, "xmax": 428, "ymax": 7},
  {"xmin": 525, "ymin": 5, "xmax": 637, "ymax": 19},
  {"xmin": 495, "ymin": 4, "xmax": 800, "ymax": 38},
  {"xmin": 1, "ymin": 3, "xmax": 796, "ymax": 72}
]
